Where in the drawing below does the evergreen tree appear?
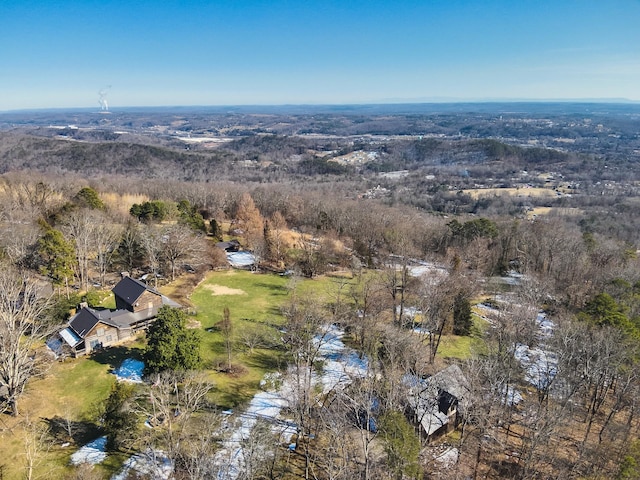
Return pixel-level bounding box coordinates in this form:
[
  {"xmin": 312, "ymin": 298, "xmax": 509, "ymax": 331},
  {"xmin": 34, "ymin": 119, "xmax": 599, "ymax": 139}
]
[
  {"xmin": 144, "ymin": 306, "xmax": 201, "ymax": 375},
  {"xmin": 177, "ymin": 199, "xmax": 206, "ymax": 232},
  {"xmin": 209, "ymin": 218, "xmax": 223, "ymax": 240},
  {"xmin": 37, "ymin": 227, "xmax": 76, "ymax": 295},
  {"xmin": 453, "ymin": 294, "xmax": 473, "ymax": 336},
  {"xmin": 103, "ymin": 382, "xmax": 138, "ymax": 451},
  {"xmin": 379, "ymin": 410, "xmax": 422, "ymax": 479},
  {"xmin": 73, "ymin": 186, "xmax": 104, "ymax": 210}
]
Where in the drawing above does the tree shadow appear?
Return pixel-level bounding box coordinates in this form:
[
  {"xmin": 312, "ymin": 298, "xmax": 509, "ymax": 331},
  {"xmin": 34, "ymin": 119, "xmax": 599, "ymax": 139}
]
[
  {"xmin": 215, "ymin": 380, "xmax": 257, "ymax": 410},
  {"xmin": 244, "ymin": 350, "xmax": 287, "ymax": 371},
  {"xmin": 488, "ymin": 459, "xmax": 523, "ymax": 478},
  {"xmin": 89, "ymin": 346, "xmax": 144, "ymax": 372},
  {"xmin": 253, "ymin": 282, "xmax": 289, "ymax": 295},
  {"xmin": 267, "ymin": 306, "xmax": 284, "ymax": 316},
  {"xmin": 44, "ymin": 415, "xmax": 102, "ymax": 446}
]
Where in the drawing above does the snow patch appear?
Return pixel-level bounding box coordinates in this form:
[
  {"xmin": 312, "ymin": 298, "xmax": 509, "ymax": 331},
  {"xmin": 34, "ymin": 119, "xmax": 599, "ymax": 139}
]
[
  {"xmin": 435, "ymin": 447, "xmax": 459, "ymax": 468},
  {"xmin": 226, "ymin": 251, "xmax": 255, "ymax": 268},
  {"xmin": 214, "ymin": 324, "xmax": 368, "ymax": 479},
  {"xmin": 111, "ymin": 450, "xmax": 173, "ymax": 480},
  {"xmin": 70, "ymin": 436, "xmax": 107, "ymax": 465},
  {"xmin": 113, "ymin": 358, "xmax": 145, "ymax": 383},
  {"xmin": 514, "ymin": 344, "xmax": 558, "ymax": 389}
]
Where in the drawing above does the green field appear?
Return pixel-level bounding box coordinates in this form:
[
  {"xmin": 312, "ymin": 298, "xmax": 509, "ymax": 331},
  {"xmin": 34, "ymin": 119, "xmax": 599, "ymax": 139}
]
[
  {"xmin": 437, "ymin": 314, "xmax": 489, "ymax": 360},
  {"xmin": 190, "ymin": 270, "xmax": 293, "ymax": 407}
]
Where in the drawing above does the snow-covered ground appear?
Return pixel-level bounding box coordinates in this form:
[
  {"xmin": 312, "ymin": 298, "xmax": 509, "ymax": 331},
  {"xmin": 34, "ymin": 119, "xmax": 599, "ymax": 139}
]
[
  {"xmin": 70, "ymin": 436, "xmax": 107, "ymax": 465},
  {"xmin": 514, "ymin": 310, "xmax": 558, "ymax": 390},
  {"xmin": 111, "ymin": 451, "xmax": 173, "ymax": 480},
  {"xmin": 477, "ymin": 297, "xmax": 558, "ymax": 396},
  {"xmin": 226, "ymin": 251, "xmax": 255, "ymax": 268},
  {"xmin": 316, "ymin": 324, "xmax": 368, "ymax": 394},
  {"xmin": 407, "ymin": 262, "xmax": 448, "ymax": 278},
  {"xmin": 499, "ymin": 271, "xmax": 525, "ymax": 286},
  {"xmin": 537, "ymin": 311, "xmax": 555, "ymax": 337},
  {"xmin": 514, "ymin": 343, "xmax": 558, "ymax": 390},
  {"xmin": 434, "ymin": 447, "xmax": 459, "ymax": 468},
  {"xmin": 213, "ymin": 324, "xmax": 367, "ymax": 479}
]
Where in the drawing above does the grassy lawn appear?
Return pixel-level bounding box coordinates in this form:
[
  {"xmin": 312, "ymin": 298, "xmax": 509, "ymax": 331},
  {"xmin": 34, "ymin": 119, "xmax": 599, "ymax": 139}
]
[
  {"xmin": 0, "ymin": 346, "xmax": 142, "ymax": 479},
  {"xmin": 190, "ymin": 270, "xmax": 293, "ymax": 408},
  {"xmin": 188, "ymin": 270, "xmax": 357, "ymax": 408},
  {"xmin": 437, "ymin": 314, "xmax": 489, "ymax": 360}
]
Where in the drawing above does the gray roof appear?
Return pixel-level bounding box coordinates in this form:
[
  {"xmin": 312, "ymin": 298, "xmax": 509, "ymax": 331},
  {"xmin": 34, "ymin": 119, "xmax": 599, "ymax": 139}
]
[
  {"xmin": 112, "ymin": 276, "xmax": 161, "ymax": 306},
  {"xmin": 406, "ymin": 364, "xmax": 470, "ymax": 436},
  {"xmin": 68, "ymin": 307, "xmax": 112, "ymax": 338},
  {"xmin": 67, "ymin": 306, "xmax": 147, "ymax": 339},
  {"xmin": 59, "ymin": 327, "xmax": 82, "ymax": 348},
  {"xmin": 428, "ymin": 364, "xmax": 469, "ymax": 402},
  {"xmin": 67, "ymin": 294, "xmax": 181, "ymax": 340}
]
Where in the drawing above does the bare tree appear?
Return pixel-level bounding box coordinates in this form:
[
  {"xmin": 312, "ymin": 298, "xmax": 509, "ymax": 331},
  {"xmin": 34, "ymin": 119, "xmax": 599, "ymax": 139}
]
[
  {"xmin": 237, "ymin": 419, "xmax": 279, "ymax": 480},
  {"xmin": 281, "ymin": 294, "xmax": 327, "ymax": 478},
  {"xmin": 172, "ymin": 411, "xmax": 223, "ymax": 480},
  {"xmin": 265, "ymin": 210, "xmax": 288, "ymax": 267},
  {"xmin": 142, "ymin": 370, "xmax": 214, "ymax": 459},
  {"xmin": 219, "ymin": 307, "xmax": 233, "ymax": 371},
  {"xmin": 92, "ymin": 216, "xmax": 122, "ymax": 287},
  {"xmin": 416, "ymin": 274, "xmax": 462, "ymax": 364},
  {"xmin": 161, "ymin": 224, "xmax": 207, "ymax": 281},
  {"xmin": 348, "ymin": 271, "xmax": 386, "ymax": 357},
  {"xmin": 0, "ymin": 266, "xmax": 55, "ymax": 416},
  {"xmin": 22, "ymin": 417, "xmax": 52, "ymax": 480},
  {"xmin": 117, "ymin": 220, "xmax": 144, "ymax": 275},
  {"xmin": 61, "ymin": 209, "xmax": 96, "ymax": 292},
  {"xmin": 140, "ymin": 223, "xmax": 164, "ymax": 286}
]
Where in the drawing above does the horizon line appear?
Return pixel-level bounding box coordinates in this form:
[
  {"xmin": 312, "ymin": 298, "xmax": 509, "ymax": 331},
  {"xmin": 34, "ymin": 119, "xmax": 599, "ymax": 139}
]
[{"xmin": 2, "ymin": 97, "xmax": 639, "ymax": 114}]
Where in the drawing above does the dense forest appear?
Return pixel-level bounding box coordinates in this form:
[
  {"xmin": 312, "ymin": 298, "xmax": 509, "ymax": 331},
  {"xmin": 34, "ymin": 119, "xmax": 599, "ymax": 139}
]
[{"xmin": 0, "ymin": 104, "xmax": 639, "ymax": 479}]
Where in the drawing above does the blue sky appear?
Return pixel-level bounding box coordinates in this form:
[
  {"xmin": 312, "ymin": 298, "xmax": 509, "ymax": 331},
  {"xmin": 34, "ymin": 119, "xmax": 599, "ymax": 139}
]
[{"xmin": 1, "ymin": 0, "xmax": 639, "ymax": 110}]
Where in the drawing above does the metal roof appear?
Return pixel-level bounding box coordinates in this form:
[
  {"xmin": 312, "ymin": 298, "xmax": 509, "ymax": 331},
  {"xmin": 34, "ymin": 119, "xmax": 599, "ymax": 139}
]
[
  {"xmin": 59, "ymin": 327, "xmax": 82, "ymax": 348},
  {"xmin": 112, "ymin": 276, "xmax": 161, "ymax": 306}
]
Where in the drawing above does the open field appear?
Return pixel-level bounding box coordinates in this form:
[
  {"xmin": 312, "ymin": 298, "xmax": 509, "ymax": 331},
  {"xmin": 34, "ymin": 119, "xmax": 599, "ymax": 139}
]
[
  {"xmin": 461, "ymin": 186, "xmax": 559, "ymax": 199},
  {"xmin": 190, "ymin": 270, "xmax": 292, "ymax": 407},
  {"xmin": 526, "ymin": 206, "xmax": 584, "ymax": 219},
  {"xmin": 437, "ymin": 314, "xmax": 489, "ymax": 360}
]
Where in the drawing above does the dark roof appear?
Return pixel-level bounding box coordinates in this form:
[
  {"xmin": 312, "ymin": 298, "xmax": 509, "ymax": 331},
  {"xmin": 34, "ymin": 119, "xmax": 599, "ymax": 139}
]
[
  {"xmin": 68, "ymin": 307, "xmax": 128, "ymax": 338},
  {"xmin": 112, "ymin": 276, "xmax": 161, "ymax": 305},
  {"xmin": 68, "ymin": 305, "xmax": 156, "ymax": 339},
  {"xmin": 216, "ymin": 239, "xmax": 241, "ymax": 251}
]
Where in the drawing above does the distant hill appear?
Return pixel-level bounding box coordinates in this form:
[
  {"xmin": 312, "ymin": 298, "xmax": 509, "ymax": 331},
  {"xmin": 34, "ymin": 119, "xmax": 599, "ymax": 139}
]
[{"xmin": 0, "ymin": 132, "xmax": 234, "ymax": 181}]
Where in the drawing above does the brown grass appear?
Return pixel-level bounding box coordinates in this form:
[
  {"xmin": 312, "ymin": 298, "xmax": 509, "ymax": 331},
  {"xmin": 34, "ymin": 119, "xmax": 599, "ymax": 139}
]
[
  {"xmin": 202, "ymin": 284, "xmax": 247, "ymax": 296},
  {"xmin": 100, "ymin": 192, "xmax": 149, "ymax": 218},
  {"xmin": 461, "ymin": 187, "xmax": 558, "ymax": 199}
]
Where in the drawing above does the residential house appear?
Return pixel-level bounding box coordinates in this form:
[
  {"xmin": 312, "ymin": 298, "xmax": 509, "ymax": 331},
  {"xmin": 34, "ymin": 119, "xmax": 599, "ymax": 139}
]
[
  {"xmin": 406, "ymin": 364, "xmax": 470, "ymax": 442},
  {"xmin": 59, "ymin": 276, "xmax": 181, "ymax": 357}
]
